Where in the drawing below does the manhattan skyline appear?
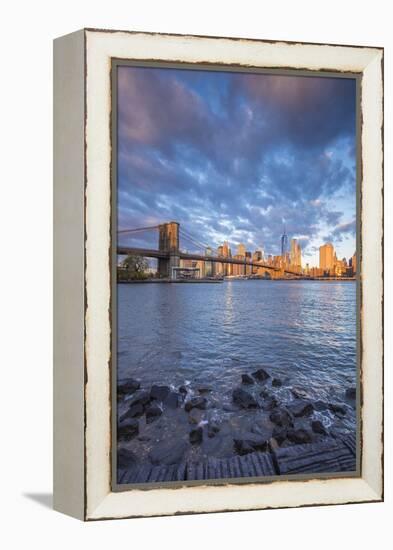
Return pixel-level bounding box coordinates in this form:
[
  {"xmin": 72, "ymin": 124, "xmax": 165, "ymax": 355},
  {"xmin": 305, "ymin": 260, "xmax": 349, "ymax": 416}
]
[{"xmin": 117, "ymin": 66, "xmax": 357, "ymax": 267}]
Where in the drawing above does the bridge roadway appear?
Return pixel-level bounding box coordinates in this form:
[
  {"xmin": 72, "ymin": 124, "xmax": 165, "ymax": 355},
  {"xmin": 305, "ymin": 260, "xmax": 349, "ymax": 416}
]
[{"xmin": 117, "ymin": 246, "xmax": 303, "ymax": 277}]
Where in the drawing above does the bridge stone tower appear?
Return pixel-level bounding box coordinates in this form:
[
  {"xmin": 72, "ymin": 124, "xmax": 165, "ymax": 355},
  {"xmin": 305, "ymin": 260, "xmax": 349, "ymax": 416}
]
[{"xmin": 158, "ymin": 222, "xmax": 180, "ymax": 279}]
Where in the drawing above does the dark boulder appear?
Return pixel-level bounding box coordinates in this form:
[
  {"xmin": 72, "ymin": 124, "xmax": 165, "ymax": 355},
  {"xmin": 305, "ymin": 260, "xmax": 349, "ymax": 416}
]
[
  {"xmin": 252, "ymin": 368, "xmax": 270, "ymax": 382},
  {"xmin": 149, "ymin": 440, "xmax": 188, "ymax": 465},
  {"xmin": 178, "ymin": 385, "xmax": 188, "ymax": 396},
  {"xmin": 119, "ymin": 402, "xmax": 144, "ymax": 421},
  {"xmin": 184, "ymin": 396, "xmax": 208, "ymax": 412},
  {"xmin": 117, "ymin": 377, "xmax": 140, "ymax": 396},
  {"xmin": 269, "ymin": 408, "xmax": 293, "ymax": 428},
  {"xmin": 150, "ymin": 384, "xmax": 171, "ymax": 402},
  {"xmin": 286, "ymin": 428, "xmax": 313, "ymax": 444},
  {"xmin": 118, "ymin": 418, "xmax": 139, "ymax": 440},
  {"xmin": 197, "ymin": 385, "xmax": 213, "ymax": 394},
  {"xmin": 287, "ymin": 400, "xmax": 314, "ymax": 417},
  {"xmin": 272, "ymin": 378, "xmax": 282, "ymax": 387},
  {"xmin": 189, "ymin": 426, "xmax": 203, "ymax": 445},
  {"xmin": 311, "ymin": 420, "xmax": 327, "ymax": 435},
  {"xmin": 188, "ymin": 408, "xmax": 204, "ymax": 425},
  {"xmin": 164, "ymin": 391, "xmax": 182, "ymax": 409},
  {"xmin": 329, "ymin": 403, "xmax": 347, "ymax": 416},
  {"xmin": 313, "ymin": 400, "xmax": 329, "ymax": 411},
  {"xmin": 242, "ymin": 373, "xmax": 254, "ymax": 385},
  {"xmin": 260, "ymin": 387, "xmax": 270, "ymax": 399},
  {"xmin": 345, "ymin": 387, "xmax": 356, "ymax": 400},
  {"xmin": 291, "ymin": 387, "xmax": 310, "ymax": 399},
  {"xmin": 145, "ymin": 403, "xmax": 163, "ymax": 424},
  {"xmin": 232, "ymin": 388, "xmax": 259, "ymax": 409},
  {"xmin": 126, "ymin": 389, "xmax": 151, "ymax": 408},
  {"xmin": 117, "ymin": 448, "xmax": 138, "ymax": 469},
  {"xmin": 261, "ymin": 396, "xmax": 279, "ymax": 411},
  {"xmin": 272, "ymin": 427, "xmax": 288, "ymax": 445},
  {"xmin": 234, "ymin": 437, "xmax": 269, "ymax": 455},
  {"xmin": 207, "ymin": 421, "xmax": 220, "ymax": 438}
]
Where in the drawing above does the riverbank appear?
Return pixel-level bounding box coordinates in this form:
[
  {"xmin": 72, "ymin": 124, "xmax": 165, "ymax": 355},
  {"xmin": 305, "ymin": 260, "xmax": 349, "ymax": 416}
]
[{"xmin": 117, "ymin": 367, "xmax": 357, "ymax": 484}]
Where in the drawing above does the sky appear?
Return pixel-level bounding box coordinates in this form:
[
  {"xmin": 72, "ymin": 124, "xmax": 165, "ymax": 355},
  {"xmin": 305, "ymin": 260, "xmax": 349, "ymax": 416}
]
[{"xmin": 117, "ymin": 65, "xmax": 357, "ymax": 267}]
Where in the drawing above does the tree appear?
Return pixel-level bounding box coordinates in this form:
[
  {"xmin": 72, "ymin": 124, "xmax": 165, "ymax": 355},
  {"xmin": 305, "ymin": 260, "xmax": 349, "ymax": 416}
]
[{"xmin": 120, "ymin": 255, "xmax": 149, "ymax": 280}]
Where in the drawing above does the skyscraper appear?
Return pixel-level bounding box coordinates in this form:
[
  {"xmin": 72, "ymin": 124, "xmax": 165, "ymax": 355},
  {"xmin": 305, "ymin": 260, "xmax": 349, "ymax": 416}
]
[
  {"xmin": 281, "ymin": 228, "xmax": 289, "ymax": 257},
  {"xmin": 290, "ymin": 238, "xmax": 302, "ymax": 268},
  {"xmin": 319, "ymin": 243, "xmax": 335, "ymax": 271}
]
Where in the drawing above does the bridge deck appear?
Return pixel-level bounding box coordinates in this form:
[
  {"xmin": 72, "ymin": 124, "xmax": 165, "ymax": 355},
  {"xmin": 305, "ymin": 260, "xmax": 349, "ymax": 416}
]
[{"xmin": 118, "ymin": 437, "xmax": 356, "ymax": 485}]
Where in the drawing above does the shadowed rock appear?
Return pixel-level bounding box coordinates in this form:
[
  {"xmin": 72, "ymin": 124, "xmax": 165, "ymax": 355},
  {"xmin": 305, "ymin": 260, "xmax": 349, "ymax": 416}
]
[
  {"xmin": 188, "ymin": 408, "xmax": 204, "ymax": 425},
  {"xmin": 117, "ymin": 448, "xmax": 138, "ymax": 468},
  {"xmin": 261, "ymin": 396, "xmax": 279, "ymax": 411},
  {"xmin": 120, "ymin": 402, "xmax": 144, "ymax": 421},
  {"xmin": 118, "ymin": 377, "xmax": 140, "ymax": 396},
  {"xmin": 232, "ymin": 388, "xmax": 259, "ymax": 409},
  {"xmin": 252, "ymin": 368, "xmax": 270, "ymax": 382},
  {"xmin": 125, "ymin": 389, "xmax": 151, "ymax": 407},
  {"xmin": 329, "ymin": 403, "xmax": 347, "ymax": 416},
  {"xmin": 242, "ymin": 373, "xmax": 254, "ymax": 385},
  {"xmin": 269, "ymin": 408, "xmax": 293, "ymax": 428},
  {"xmin": 313, "ymin": 400, "xmax": 329, "ymax": 411},
  {"xmin": 207, "ymin": 421, "xmax": 220, "ymax": 438},
  {"xmin": 189, "ymin": 426, "xmax": 203, "ymax": 445},
  {"xmin": 164, "ymin": 391, "xmax": 182, "ymax": 409},
  {"xmin": 178, "ymin": 385, "xmax": 188, "ymax": 396},
  {"xmin": 287, "ymin": 400, "xmax": 314, "ymax": 417},
  {"xmin": 287, "ymin": 428, "xmax": 313, "ymax": 444},
  {"xmin": 185, "ymin": 396, "xmax": 207, "ymax": 412},
  {"xmin": 149, "ymin": 440, "xmax": 188, "ymax": 465},
  {"xmin": 118, "ymin": 418, "xmax": 139, "ymax": 440},
  {"xmin": 345, "ymin": 387, "xmax": 356, "ymax": 400},
  {"xmin": 145, "ymin": 403, "xmax": 163, "ymax": 424},
  {"xmin": 150, "ymin": 385, "xmax": 170, "ymax": 401},
  {"xmin": 197, "ymin": 385, "xmax": 213, "ymax": 394},
  {"xmin": 272, "ymin": 378, "xmax": 282, "ymax": 387},
  {"xmin": 234, "ymin": 437, "xmax": 269, "ymax": 455},
  {"xmin": 272, "ymin": 427, "xmax": 288, "ymax": 445},
  {"xmin": 311, "ymin": 420, "xmax": 328, "ymax": 435},
  {"xmin": 291, "ymin": 387, "xmax": 310, "ymax": 399}
]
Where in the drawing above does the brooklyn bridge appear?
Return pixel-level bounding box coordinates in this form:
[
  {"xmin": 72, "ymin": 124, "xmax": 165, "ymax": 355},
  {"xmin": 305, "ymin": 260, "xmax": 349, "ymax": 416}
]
[{"xmin": 117, "ymin": 221, "xmax": 303, "ymax": 280}]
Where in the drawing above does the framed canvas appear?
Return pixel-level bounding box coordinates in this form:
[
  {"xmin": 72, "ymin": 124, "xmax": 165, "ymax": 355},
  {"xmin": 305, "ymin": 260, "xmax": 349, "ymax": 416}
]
[{"xmin": 53, "ymin": 28, "xmax": 384, "ymax": 521}]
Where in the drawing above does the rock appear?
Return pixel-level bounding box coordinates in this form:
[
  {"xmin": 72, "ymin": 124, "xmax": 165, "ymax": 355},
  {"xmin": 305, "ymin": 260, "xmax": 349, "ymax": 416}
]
[
  {"xmin": 197, "ymin": 385, "xmax": 213, "ymax": 394},
  {"xmin": 189, "ymin": 426, "xmax": 203, "ymax": 444},
  {"xmin": 287, "ymin": 400, "xmax": 314, "ymax": 417},
  {"xmin": 345, "ymin": 387, "xmax": 356, "ymax": 400},
  {"xmin": 272, "ymin": 427, "xmax": 288, "ymax": 445},
  {"xmin": 252, "ymin": 368, "xmax": 270, "ymax": 382},
  {"xmin": 272, "ymin": 378, "xmax": 282, "ymax": 387},
  {"xmin": 145, "ymin": 403, "xmax": 163, "ymax": 424},
  {"xmin": 117, "ymin": 448, "xmax": 138, "ymax": 468},
  {"xmin": 184, "ymin": 396, "xmax": 207, "ymax": 412},
  {"xmin": 329, "ymin": 403, "xmax": 347, "ymax": 416},
  {"xmin": 117, "ymin": 377, "xmax": 140, "ymax": 396},
  {"xmin": 260, "ymin": 388, "xmax": 270, "ymax": 399},
  {"xmin": 242, "ymin": 373, "xmax": 254, "ymax": 385},
  {"xmin": 119, "ymin": 402, "xmax": 144, "ymax": 421},
  {"xmin": 164, "ymin": 391, "xmax": 182, "ymax": 409},
  {"xmin": 150, "ymin": 384, "xmax": 171, "ymax": 401},
  {"xmin": 313, "ymin": 400, "xmax": 329, "ymax": 411},
  {"xmin": 269, "ymin": 408, "xmax": 293, "ymax": 428},
  {"xmin": 149, "ymin": 440, "xmax": 188, "ymax": 465},
  {"xmin": 178, "ymin": 385, "xmax": 188, "ymax": 396},
  {"xmin": 234, "ymin": 437, "xmax": 269, "ymax": 455},
  {"xmin": 311, "ymin": 420, "xmax": 327, "ymax": 435},
  {"xmin": 232, "ymin": 388, "xmax": 259, "ymax": 409},
  {"xmin": 261, "ymin": 396, "xmax": 279, "ymax": 411},
  {"xmin": 269, "ymin": 437, "xmax": 280, "ymax": 451},
  {"xmin": 207, "ymin": 421, "xmax": 220, "ymax": 438},
  {"xmin": 118, "ymin": 418, "xmax": 139, "ymax": 440},
  {"xmin": 188, "ymin": 408, "xmax": 204, "ymax": 425},
  {"xmin": 125, "ymin": 389, "xmax": 151, "ymax": 407},
  {"xmin": 286, "ymin": 428, "xmax": 313, "ymax": 444},
  {"xmin": 291, "ymin": 387, "xmax": 310, "ymax": 399},
  {"xmin": 137, "ymin": 435, "xmax": 151, "ymax": 442}
]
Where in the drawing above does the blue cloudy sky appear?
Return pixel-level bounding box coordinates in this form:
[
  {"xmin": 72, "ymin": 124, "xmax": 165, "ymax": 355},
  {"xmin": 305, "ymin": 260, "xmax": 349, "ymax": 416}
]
[{"xmin": 117, "ymin": 65, "xmax": 357, "ymax": 266}]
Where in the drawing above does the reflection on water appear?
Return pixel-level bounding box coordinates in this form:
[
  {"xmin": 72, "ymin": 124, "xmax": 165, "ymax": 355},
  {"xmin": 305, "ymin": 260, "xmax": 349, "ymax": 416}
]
[{"xmin": 118, "ymin": 280, "xmax": 356, "ymax": 394}]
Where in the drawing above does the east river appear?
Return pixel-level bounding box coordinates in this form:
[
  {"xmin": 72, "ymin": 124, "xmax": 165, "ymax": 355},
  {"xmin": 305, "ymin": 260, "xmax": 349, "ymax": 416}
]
[{"xmin": 117, "ymin": 280, "xmax": 357, "ymax": 469}]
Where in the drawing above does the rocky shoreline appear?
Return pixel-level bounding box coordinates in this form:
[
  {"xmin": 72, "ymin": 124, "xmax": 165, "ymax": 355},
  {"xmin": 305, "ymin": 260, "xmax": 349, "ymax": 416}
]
[{"xmin": 117, "ymin": 367, "xmax": 356, "ymax": 483}]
